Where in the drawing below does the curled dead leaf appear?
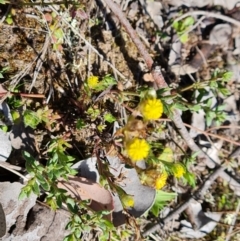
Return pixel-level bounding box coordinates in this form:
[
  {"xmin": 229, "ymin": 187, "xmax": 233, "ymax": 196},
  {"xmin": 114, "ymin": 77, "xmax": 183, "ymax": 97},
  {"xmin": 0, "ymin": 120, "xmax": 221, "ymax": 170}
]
[{"xmin": 57, "ymin": 176, "xmax": 114, "ymax": 221}]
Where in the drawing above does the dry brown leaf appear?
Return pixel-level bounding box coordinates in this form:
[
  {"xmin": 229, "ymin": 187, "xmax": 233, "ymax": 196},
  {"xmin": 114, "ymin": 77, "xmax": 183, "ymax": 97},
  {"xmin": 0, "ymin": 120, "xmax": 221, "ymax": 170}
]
[{"xmin": 58, "ymin": 176, "xmax": 114, "ymax": 220}]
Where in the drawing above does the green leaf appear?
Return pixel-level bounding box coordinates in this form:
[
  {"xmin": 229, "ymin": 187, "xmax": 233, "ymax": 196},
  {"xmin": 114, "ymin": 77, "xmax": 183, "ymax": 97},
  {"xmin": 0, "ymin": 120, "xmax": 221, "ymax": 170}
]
[
  {"xmin": 217, "ymin": 104, "xmax": 226, "ymax": 111},
  {"xmin": 54, "ymin": 168, "xmax": 66, "ymax": 179},
  {"xmin": 66, "ymin": 198, "xmax": 78, "ymax": 213},
  {"xmin": 23, "ymin": 151, "xmax": 35, "ymax": 162},
  {"xmin": 206, "ymin": 98, "xmax": 213, "ymax": 108},
  {"xmin": 23, "ymin": 110, "xmax": 41, "ymax": 129},
  {"xmin": 76, "ymin": 119, "xmax": 86, "ymax": 129},
  {"xmin": 36, "ymin": 174, "xmax": 50, "ymax": 191},
  {"xmin": 182, "ymin": 16, "xmax": 194, "ymax": 27},
  {"xmin": 25, "ymin": 161, "xmax": 35, "ymax": 175},
  {"xmin": 209, "ymin": 81, "xmax": 218, "ymax": 88},
  {"xmin": 63, "ymin": 234, "xmax": 78, "ymax": 241},
  {"xmin": 18, "ymin": 189, "xmax": 28, "ymax": 200},
  {"xmin": 172, "ymin": 21, "xmax": 179, "ymax": 30},
  {"xmin": 102, "ymin": 75, "xmax": 116, "ymax": 86},
  {"xmin": 222, "ymin": 71, "xmax": 233, "ymax": 82},
  {"xmin": 46, "ymin": 197, "xmax": 58, "ymax": 210},
  {"xmin": 189, "ymin": 104, "xmax": 201, "ymax": 112},
  {"xmin": 40, "ymin": 180, "xmax": 50, "ymax": 191},
  {"xmin": 19, "ymin": 185, "xmax": 33, "ymax": 200},
  {"xmin": 218, "ymin": 87, "xmax": 230, "ymax": 96},
  {"xmin": 0, "ymin": 0, "xmax": 10, "ymax": 4},
  {"xmin": 5, "ymin": 16, "xmax": 13, "ymax": 25},
  {"xmin": 0, "ymin": 73, "xmax": 3, "ymax": 78},
  {"xmin": 32, "ymin": 180, "xmax": 40, "ymax": 196},
  {"xmin": 172, "ymin": 102, "xmax": 188, "ymax": 111},
  {"xmin": 103, "ymin": 113, "xmax": 116, "ymax": 123},
  {"xmin": 183, "ymin": 172, "xmax": 196, "ymax": 187},
  {"xmin": 73, "ymin": 214, "xmax": 81, "ymax": 223},
  {"xmin": 53, "ymin": 28, "xmax": 64, "ymax": 40},
  {"xmin": 159, "ymin": 147, "xmax": 173, "ymax": 162},
  {"xmin": 150, "ymin": 190, "xmax": 177, "ymax": 217},
  {"xmin": 179, "ymin": 33, "xmax": 188, "ymax": 43}
]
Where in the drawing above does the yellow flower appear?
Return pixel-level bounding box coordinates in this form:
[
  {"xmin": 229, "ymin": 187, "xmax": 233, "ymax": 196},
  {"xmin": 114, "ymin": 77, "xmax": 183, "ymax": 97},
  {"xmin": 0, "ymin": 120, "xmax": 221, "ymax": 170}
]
[
  {"xmin": 155, "ymin": 172, "xmax": 168, "ymax": 190},
  {"xmin": 139, "ymin": 169, "xmax": 168, "ymax": 190},
  {"xmin": 121, "ymin": 194, "xmax": 135, "ymax": 208},
  {"xmin": 87, "ymin": 76, "xmax": 99, "ymax": 89},
  {"xmin": 173, "ymin": 163, "xmax": 185, "ymax": 178},
  {"xmin": 125, "ymin": 138, "xmax": 150, "ymax": 161},
  {"xmin": 140, "ymin": 98, "xmax": 163, "ymax": 120}
]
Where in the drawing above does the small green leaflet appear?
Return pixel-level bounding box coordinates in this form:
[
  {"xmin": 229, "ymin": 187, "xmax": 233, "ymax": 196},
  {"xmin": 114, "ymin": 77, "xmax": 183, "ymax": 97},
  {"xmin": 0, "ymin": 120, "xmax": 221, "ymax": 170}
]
[{"xmin": 150, "ymin": 190, "xmax": 177, "ymax": 217}]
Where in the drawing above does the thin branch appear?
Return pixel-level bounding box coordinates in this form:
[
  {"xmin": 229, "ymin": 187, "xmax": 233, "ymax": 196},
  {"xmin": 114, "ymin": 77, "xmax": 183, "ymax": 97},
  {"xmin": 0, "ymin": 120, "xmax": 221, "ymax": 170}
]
[
  {"xmin": 0, "ymin": 162, "xmax": 27, "ymax": 180},
  {"xmin": 206, "ymin": 125, "xmax": 240, "ymax": 132},
  {"xmin": 173, "ymin": 11, "xmax": 240, "ymax": 28},
  {"xmin": 182, "ymin": 122, "xmax": 240, "ymax": 147},
  {"xmin": 160, "ymin": 118, "xmax": 240, "ymax": 146}
]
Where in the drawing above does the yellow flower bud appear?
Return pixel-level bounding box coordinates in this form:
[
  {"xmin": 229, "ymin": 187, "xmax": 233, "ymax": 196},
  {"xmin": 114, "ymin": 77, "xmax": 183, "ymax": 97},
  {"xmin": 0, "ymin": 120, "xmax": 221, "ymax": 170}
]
[
  {"xmin": 87, "ymin": 76, "xmax": 99, "ymax": 89},
  {"xmin": 173, "ymin": 163, "xmax": 185, "ymax": 178},
  {"xmin": 139, "ymin": 169, "xmax": 168, "ymax": 190},
  {"xmin": 155, "ymin": 172, "xmax": 168, "ymax": 190}
]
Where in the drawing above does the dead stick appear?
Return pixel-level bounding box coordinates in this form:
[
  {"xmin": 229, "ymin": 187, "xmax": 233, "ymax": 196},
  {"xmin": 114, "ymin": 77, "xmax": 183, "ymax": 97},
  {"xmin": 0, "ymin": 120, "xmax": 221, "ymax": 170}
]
[{"xmin": 0, "ymin": 92, "xmax": 45, "ymax": 98}]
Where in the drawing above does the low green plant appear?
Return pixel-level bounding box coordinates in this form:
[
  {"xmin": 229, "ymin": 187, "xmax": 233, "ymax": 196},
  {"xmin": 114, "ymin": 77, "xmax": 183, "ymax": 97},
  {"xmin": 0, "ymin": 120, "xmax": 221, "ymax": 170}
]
[
  {"xmin": 23, "ymin": 106, "xmax": 61, "ymax": 130},
  {"xmin": 17, "ymin": 64, "xmax": 233, "ymax": 241},
  {"xmin": 172, "ymin": 16, "xmax": 195, "ymax": 43},
  {"xmin": 0, "ymin": 67, "xmax": 9, "ymax": 79},
  {"xmin": 19, "ymin": 137, "xmax": 120, "ymax": 241}
]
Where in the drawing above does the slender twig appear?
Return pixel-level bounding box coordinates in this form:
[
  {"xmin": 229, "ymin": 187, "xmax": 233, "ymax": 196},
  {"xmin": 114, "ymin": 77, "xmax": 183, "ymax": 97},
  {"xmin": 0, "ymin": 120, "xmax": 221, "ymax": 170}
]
[
  {"xmin": 0, "ymin": 162, "xmax": 27, "ymax": 180},
  {"xmin": 173, "ymin": 11, "xmax": 240, "ymax": 28},
  {"xmin": 160, "ymin": 118, "xmax": 240, "ymax": 147},
  {"xmin": 0, "ymin": 92, "xmax": 45, "ymax": 99},
  {"xmin": 182, "ymin": 122, "xmax": 240, "ymax": 147},
  {"xmin": 206, "ymin": 125, "xmax": 240, "ymax": 132}
]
